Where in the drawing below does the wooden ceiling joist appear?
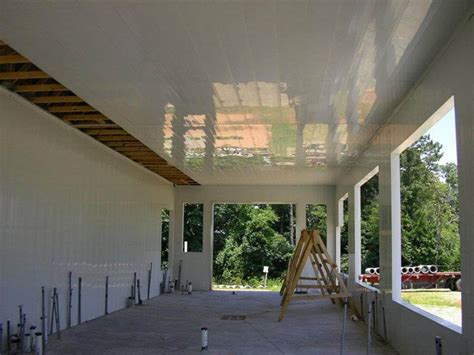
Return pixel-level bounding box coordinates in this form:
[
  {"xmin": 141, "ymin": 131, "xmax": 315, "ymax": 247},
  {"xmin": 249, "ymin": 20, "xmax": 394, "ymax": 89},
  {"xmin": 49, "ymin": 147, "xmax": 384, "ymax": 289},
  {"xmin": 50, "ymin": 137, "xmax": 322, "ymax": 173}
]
[
  {"xmin": 94, "ymin": 136, "xmax": 140, "ymax": 142},
  {"xmin": 0, "ymin": 54, "xmax": 29, "ymax": 64},
  {"xmin": 85, "ymin": 129, "xmax": 129, "ymax": 135},
  {"xmin": 0, "ymin": 40, "xmax": 198, "ymax": 185},
  {"xmin": 62, "ymin": 114, "xmax": 107, "ymax": 121},
  {"xmin": 31, "ymin": 96, "xmax": 84, "ymax": 104},
  {"xmin": 14, "ymin": 83, "xmax": 67, "ymax": 92},
  {"xmin": 0, "ymin": 71, "xmax": 49, "ymax": 80},
  {"xmin": 73, "ymin": 124, "xmax": 119, "ymax": 129},
  {"xmin": 48, "ymin": 105, "xmax": 96, "ymax": 113}
]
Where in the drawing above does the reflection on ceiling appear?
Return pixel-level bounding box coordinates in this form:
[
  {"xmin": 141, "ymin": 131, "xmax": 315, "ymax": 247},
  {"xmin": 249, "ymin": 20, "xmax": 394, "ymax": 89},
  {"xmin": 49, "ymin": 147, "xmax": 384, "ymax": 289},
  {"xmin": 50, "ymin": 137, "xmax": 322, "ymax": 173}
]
[{"xmin": 0, "ymin": 0, "xmax": 469, "ymax": 184}]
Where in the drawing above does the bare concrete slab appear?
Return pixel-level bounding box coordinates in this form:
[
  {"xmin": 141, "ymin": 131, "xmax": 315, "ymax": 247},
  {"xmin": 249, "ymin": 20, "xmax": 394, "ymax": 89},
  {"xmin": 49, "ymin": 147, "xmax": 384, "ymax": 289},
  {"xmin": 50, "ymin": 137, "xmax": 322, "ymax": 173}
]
[{"xmin": 47, "ymin": 291, "xmax": 396, "ymax": 354}]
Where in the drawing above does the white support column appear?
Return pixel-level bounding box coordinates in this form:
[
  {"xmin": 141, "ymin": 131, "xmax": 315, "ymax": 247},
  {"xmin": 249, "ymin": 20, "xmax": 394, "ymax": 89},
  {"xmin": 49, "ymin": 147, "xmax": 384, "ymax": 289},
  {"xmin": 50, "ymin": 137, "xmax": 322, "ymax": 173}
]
[
  {"xmin": 390, "ymin": 153, "xmax": 402, "ymax": 300},
  {"xmin": 326, "ymin": 197, "xmax": 336, "ymax": 261},
  {"xmin": 453, "ymin": 31, "xmax": 474, "ymax": 350},
  {"xmin": 203, "ymin": 201, "xmax": 213, "ymax": 290},
  {"xmin": 348, "ymin": 192, "xmax": 356, "ymax": 284},
  {"xmin": 353, "ymin": 185, "xmax": 361, "ymax": 280},
  {"xmin": 295, "ymin": 203, "xmax": 307, "ymax": 240},
  {"xmin": 335, "ymin": 197, "xmax": 344, "ymax": 272}
]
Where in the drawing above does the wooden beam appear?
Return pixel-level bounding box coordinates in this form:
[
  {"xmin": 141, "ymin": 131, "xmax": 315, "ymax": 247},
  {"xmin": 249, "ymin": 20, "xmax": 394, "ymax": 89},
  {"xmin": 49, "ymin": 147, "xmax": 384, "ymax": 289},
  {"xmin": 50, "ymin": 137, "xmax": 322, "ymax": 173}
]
[
  {"xmin": 31, "ymin": 96, "xmax": 83, "ymax": 104},
  {"xmin": 114, "ymin": 147, "xmax": 153, "ymax": 152},
  {"xmin": 0, "ymin": 71, "xmax": 49, "ymax": 80},
  {"xmin": 0, "ymin": 54, "xmax": 29, "ymax": 64},
  {"xmin": 85, "ymin": 129, "xmax": 128, "ymax": 135},
  {"xmin": 94, "ymin": 136, "xmax": 138, "ymax": 142},
  {"xmin": 14, "ymin": 83, "xmax": 67, "ymax": 92},
  {"xmin": 71, "ymin": 124, "xmax": 119, "ymax": 129},
  {"xmin": 105, "ymin": 142, "xmax": 146, "ymax": 147},
  {"xmin": 62, "ymin": 114, "xmax": 107, "ymax": 121},
  {"xmin": 48, "ymin": 105, "xmax": 96, "ymax": 113}
]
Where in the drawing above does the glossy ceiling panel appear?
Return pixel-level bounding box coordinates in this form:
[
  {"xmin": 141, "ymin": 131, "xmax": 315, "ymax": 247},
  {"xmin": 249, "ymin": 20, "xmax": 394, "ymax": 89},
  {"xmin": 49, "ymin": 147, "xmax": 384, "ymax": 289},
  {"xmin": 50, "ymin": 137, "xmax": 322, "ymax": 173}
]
[{"xmin": 0, "ymin": 0, "xmax": 469, "ymax": 184}]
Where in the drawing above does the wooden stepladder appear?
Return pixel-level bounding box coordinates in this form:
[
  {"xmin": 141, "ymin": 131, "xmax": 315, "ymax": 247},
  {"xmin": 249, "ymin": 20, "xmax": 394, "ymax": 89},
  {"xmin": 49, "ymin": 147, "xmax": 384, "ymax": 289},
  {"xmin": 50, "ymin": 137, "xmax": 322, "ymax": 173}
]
[{"xmin": 279, "ymin": 229, "xmax": 359, "ymax": 321}]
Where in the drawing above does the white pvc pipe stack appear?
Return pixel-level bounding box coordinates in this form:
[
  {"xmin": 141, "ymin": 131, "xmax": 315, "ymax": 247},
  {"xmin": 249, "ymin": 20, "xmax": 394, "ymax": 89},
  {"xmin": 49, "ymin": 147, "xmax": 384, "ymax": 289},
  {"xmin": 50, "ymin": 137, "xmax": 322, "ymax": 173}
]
[
  {"xmin": 414, "ymin": 266, "xmax": 421, "ymax": 274},
  {"xmin": 375, "ymin": 268, "xmax": 380, "ymax": 275},
  {"xmin": 408, "ymin": 267, "xmax": 414, "ymax": 274},
  {"xmin": 428, "ymin": 265, "xmax": 438, "ymax": 273},
  {"xmin": 401, "ymin": 267, "xmax": 408, "ymax": 274}
]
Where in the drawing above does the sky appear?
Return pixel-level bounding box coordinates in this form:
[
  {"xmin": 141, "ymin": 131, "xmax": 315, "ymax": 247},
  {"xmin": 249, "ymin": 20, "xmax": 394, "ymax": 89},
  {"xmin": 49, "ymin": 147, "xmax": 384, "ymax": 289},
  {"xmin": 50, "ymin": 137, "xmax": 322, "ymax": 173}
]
[{"xmin": 424, "ymin": 108, "xmax": 457, "ymax": 165}]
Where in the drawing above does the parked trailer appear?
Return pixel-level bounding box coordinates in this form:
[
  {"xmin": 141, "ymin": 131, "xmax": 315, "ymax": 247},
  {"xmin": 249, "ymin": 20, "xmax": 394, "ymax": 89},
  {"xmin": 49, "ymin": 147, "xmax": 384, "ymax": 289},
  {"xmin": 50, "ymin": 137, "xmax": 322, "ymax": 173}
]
[{"xmin": 359, "ymin": 272, "xmax": 461, "ymax": 290}]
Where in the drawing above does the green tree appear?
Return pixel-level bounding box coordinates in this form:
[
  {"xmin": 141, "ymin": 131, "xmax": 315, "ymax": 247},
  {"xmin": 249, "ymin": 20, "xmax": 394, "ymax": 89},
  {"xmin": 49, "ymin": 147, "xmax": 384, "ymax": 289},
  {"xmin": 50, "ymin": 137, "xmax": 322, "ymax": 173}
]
[{"xmin": 400, "ymin": 135, "xmax": 460, "ymax": 270}]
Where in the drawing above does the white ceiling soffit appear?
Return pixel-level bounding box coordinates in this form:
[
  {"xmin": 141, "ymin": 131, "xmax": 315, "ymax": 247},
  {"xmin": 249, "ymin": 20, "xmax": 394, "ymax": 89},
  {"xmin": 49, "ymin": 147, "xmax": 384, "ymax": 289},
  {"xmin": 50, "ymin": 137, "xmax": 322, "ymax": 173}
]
[{"xmin": 0, "ymin": 0, "xmax": 469, "ymax": 185}]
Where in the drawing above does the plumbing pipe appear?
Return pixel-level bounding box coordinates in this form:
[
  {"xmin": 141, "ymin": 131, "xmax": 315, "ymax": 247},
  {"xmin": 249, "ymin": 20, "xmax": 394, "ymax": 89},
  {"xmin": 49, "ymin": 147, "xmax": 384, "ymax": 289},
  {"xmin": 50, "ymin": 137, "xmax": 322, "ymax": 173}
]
[
  {"xmin": 201, "ymin": 327, "xmax": 208, "ymax": 350},
  {"xmin": 340, "ymin": 297, "xmax": 348, "ymax": 355},
  {"xmin": 365, "ymin": 268, "xmax": 371, "ymax": 274},
  {"xmin": 35, "ymin": 332, "xmax": 43, "ymax": 355},
  {"xmin": 429, "ymin": 265, "xmax": 438, "ymax": 273},
  {"xmin": 435, "ymin": 336, "xmax": 442, "ymax": 355},
  {"xmin": 78, "ymin": 278, "xmax": 82, "ymax": 325},
  {"xmin": 24, "ymin": 333, "xmax": 31, "ymax": 352},
  {"xmin": 414, "ymin": 266, "xmax": 421, "ymax": 274},
  {"xmin": 420, "ymin": 265, "xmax": 429, "ymax": 274},
  {"xmin": 375, "ymin": 268, "xmax": 380, "ymax": 275},
  {"xmin": 30, "ymin": 325, "xmax": 36, "ymax": 351},
  {"xmin": 401, "ymin": 267, "xmax": 408, "ymax": 274},
  {"xmin": 67, "ymin": 271, "xmax": 72, "ymax": 329},
  {"xmin": 7, "ymin": 319, "xmax": 11, "ymax": 351},
  {"xmin": 133, "ymin": 272, "xmax": 137, "ymax": 301},
  {"xmin": 41, "ymin": 286, "xmax": 46, "ymax": 350},
  {"xmin": 407, "ymin": 267, "xmax": 414, "ymax": 274},
  {"xmin": 105, "ymin": 276, "xmax": 109, "ymax": 315}
]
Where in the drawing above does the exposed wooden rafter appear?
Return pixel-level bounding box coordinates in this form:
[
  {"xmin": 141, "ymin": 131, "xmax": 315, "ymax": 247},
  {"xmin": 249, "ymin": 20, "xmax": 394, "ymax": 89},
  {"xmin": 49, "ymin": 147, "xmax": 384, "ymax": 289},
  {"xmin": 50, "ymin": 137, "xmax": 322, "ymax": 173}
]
[{"xmin": 0, "ymin": 41, "xmax": 198, "ymax": 185}]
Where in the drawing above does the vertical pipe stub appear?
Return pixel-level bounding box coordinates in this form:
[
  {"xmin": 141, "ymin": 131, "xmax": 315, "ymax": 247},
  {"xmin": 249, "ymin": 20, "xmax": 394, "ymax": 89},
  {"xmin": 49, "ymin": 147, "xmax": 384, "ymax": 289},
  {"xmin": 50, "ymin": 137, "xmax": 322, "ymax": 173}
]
[
  {"xmin": 201, "ymin": 327, "xmax": 208, "ymax": 350},
  {"xmin": 435, "ymin": 336, "xmax": 442, "ymax": 355}
]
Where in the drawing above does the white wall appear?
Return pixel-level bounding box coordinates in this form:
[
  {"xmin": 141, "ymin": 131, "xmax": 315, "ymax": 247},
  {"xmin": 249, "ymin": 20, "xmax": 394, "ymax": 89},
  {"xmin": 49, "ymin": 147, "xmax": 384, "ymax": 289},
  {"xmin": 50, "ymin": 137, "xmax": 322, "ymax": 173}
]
[
  {"xmin": 0, "ymin": 88, "xmax": 174, "ymax": 342},
  {"xmin": 172, "ymin": 185, "xmax": 335, "ymax": 290},
  {"xmin": 335, "ymin": 10, "xmax": 474, "ymax": 355}
]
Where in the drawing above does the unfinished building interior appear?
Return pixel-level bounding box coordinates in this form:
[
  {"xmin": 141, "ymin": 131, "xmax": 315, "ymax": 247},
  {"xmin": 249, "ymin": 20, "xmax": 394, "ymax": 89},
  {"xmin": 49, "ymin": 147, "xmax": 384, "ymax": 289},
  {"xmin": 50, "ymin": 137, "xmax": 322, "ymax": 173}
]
[{"xmin": 0, "ymin": 1, "xmax": 473, "ymax": 354}]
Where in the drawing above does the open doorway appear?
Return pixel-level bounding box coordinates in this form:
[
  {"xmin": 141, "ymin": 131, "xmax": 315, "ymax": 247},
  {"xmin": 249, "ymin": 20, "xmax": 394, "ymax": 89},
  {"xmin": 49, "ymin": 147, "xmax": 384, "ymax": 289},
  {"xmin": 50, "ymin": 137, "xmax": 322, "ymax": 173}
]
[{"xmin": 212, "ymin": 204, "xmax": 296, "ymax": 291}]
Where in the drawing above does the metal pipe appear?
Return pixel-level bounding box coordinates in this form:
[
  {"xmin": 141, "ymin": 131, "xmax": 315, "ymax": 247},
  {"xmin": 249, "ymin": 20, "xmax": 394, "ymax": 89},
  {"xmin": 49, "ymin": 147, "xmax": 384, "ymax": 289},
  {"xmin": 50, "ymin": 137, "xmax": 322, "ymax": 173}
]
[
  {"xmin": 41, "ymin": 287, "xmax": 46, "ymax": 353},
  {"xmin": 105, "ymin": 276, "xmax": 109, "ymax": 315},
  {"xmin": 78, "ymin": 277, "xmax": 82, "ymax": 325},
  {"xmin": 67, "ymin": 271, "xmax": 72, "ymax": 328},
  {"xmin": 133, "ymin": 272, "xmax": 137, "ymax": 302},
  {"xmin": 7, "ymin": 319, "xmax": 11, "ymax": 352},
  {"xmin": 35, "ymin": 332, "xmax": 43, "ymax": 355},
  {"xmin": 201, "ymin": 327, "xmax": 208, "ymax": 350},
  {"xmin": 435, "ymin": 336, "xmax": 442, "ymax": 355},
  {"xmin": 147, "ymin": 262, "xmax": 152, "ymax": 300}
]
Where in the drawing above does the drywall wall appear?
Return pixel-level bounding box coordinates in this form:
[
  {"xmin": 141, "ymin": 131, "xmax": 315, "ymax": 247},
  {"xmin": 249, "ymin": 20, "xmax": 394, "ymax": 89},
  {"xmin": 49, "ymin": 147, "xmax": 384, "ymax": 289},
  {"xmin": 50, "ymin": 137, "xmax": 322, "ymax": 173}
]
[
  {"xmin": 0, "ymin": 88, "xmax": 174, "ymax": 343},
  {"xmin": 172, "ymin": 185, "xmax": 336, "ymax": 290},
  {"xmin": 335, "ymin": 9, "xmax": 473, "ymax": 355}
]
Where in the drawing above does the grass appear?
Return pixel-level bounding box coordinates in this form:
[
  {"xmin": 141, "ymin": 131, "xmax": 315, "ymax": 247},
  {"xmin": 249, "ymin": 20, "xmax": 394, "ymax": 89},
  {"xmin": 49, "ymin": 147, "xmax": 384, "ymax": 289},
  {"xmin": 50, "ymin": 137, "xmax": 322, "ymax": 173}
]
[
  {"xmin": 401, "ymin": 290, "xmax": 461, "ymax": 308},
  {"xmin": 212, "ymin": 278, "xmax": 283, "ymax": 292}
]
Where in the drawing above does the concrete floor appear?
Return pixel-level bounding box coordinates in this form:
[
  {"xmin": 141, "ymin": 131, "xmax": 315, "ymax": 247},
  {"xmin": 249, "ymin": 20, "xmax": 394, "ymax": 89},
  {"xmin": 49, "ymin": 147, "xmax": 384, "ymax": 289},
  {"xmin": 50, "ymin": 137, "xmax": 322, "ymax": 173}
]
[{"xmin": 47, "ymin": 291, "xmax": 396, "ymax": 354}]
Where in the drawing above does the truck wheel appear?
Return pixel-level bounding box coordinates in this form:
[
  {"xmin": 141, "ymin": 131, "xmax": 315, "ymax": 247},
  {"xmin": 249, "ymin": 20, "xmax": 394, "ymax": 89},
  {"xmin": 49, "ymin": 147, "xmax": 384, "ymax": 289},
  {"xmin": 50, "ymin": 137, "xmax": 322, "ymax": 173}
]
[{"xmin": 455, "ymin": 278, "xmax": 461, "ymax": 291}]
